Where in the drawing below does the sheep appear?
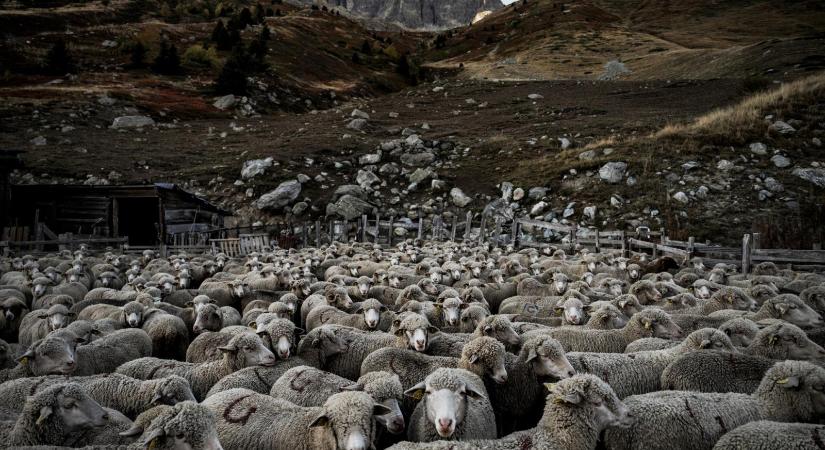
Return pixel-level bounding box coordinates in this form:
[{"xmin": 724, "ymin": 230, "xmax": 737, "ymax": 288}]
[
  {"xmin": 404, "ymin": 368, "xmax": 496, "ymax": 442},
  {"xmin": 660, "ymin": 350, "xmax": 777, "ymax": 394},
  {"xmin": 0, "ymin": 373, "xmax": 195, "ymax": 419},
  {"xmin": 623, "ymin": 337, "xmax": 679, "ymax": 353},
  {"xmin": 361, "ymin": 336, "xmax": 509, "ymax": 397},
  {"xmin": 307, "ymin": 298, "xmax": 389, "ymax": 332},
  {"xmin": 628, "ymin": 280, "xmax": 663, "ymax": 305},
  {"xmin": 76, "ymin": 300, "xmax": 146, "ymax": 327},
  {"xmin": 192, "ymin": 302, "xmax": 243, "ymax": 334},
  {"xmin": 459, "ymin": 304, "xmax": 490, "ymax": 333},
  {"xmin": 386, "ymin": 373, "xmax": 631, "ymax": 450},
  {"xmin": 427, "ymin": 315, "xmax": 522, "ymax": 357},
  {"xmin": 718, "ymin": 317, "xmax": 759, "ymax": 347},
  {"xmin": 800, "ymin": 285, "xmax": 825, "ymax": 314},
  {"xmin": 270, "ymin": 367, "xmax": 405, "ymax": 435},
  {"xmin": 0, "ymin": 296, "xmax": 28, "ymax": 342},
  {"xmin": 19, "ymin": 303, "xmax": 75, "ymax": 347},
  {"xmin": 204, "ymin": 325, "xmax": 351, "ymax": 396},
  {"xmin": 712, "ymin": 421, "xmax": 825, "ymax": 450},
  {"xmin": 568, "ymin": 328, "xmax": 736, "ymax": 399},
  {"xmin": 0, "ymin": 334, "xmax": 77, "ymax": 382},
  {"xmin": 117, "ymin": 401, "xmax": 222, "ymax": 450},
  {"xmin": 488, "ymin": 335, "xmax": 576, "ymax": 434},
  {"xmin": 117, "ymin": 332, "xmax": 276, "ymax": 401},
  {"xmin": 202, "ymin": 388, "xmax": 390, "ymax": 450},
  {"xmin": 197, "ymin": 278, "xmax": 249, "ymax": 308},
  {"xmin": 743, "ymin": 322, "xmax": 825, "ymax": 361},
  {"xmin": 141, "ymin": 308, "xmax": 190, "ymax": 360},
  {"xmin": 0, "ymin": 382, "xmax": 109, "ymax": 447},
  {"xmin": 0, "ymin": 337, "xmax": 23, "ymax": 369},
  {"xmin": 678, "ymin": 287, "xmax": 757, "ymax": 315},
  {"xmin": 708, "ymin": 293, "xmax": 823, "ymax": 329},
  {"xmin": 300, "ymin": 286, "xmax": 354, "ymax": 327},
  {"xmin": 583, "ymin": 303, "xmax": 628, "ymax": 330},
  {"xmin": 604, "ymin": 360, "xmax": 825, "ymax": 450},
  {"xmin": 527, "ymin": 309, "xmax": 682, "ymax": 353}
]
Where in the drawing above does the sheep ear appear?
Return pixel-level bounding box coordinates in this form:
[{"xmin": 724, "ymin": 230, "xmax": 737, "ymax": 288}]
[
  {"xmin": 340, "ymin": 384, "xmax": 361, "ymax": 392},
  {"xmin": 543, "ymin": 382, "xmax": 556, "ymax": 393},
  {"xmin": 185, "ymin": 301, "xmax": 194, "ymax": 307},
  {"xmin": 776, "ymin": 376, "xmax": 799, "ymax": 388},
  {"xmin": 141, "ymin": 428, "xmax": 165, "ymax": 448},
  {"xmin": 767, "ymin": 334, "xmax": 779, "ymax": 345},
  {"xmin": 773, "ymin": 302, "xmax": 789, "ymax": 315},
  {"xmin": 309, "ymin": 413, "xmax": 330, "ymax": 428},
  {"xmin": 554, "ymin": 391, "xmax": 583, "ymax": 405},
  {"xmin": 248, "ymin": 322, "xmax": 257, "ymax": 329},
  {"xmin": 459, "ymin": 303, "xmax": 469, "ymax": 310},
  {"xmin": 36, "ymin": 406, "xmax": 52, "ymax": 425},
  {"xmin": 699, "ymin": 339, "xmax": 711, "ymax": 349},
  {"xmin": 404, "ymin": 382, "xmax": 426, "ymax": 401},
  {"xmin": 525, "ymin": 348, "xmax": 538, "ymax": 363},
  {"xmin": 150, "ymin": 393, "xmax": 164, "ymax": 405},
  {"xmin": 17, "ymin": 348, "xmax": 35, "ymax": 365},
  {"xmin": 618, "ymin": 299, "xmax": 629, "ymax": 308},
  {"xmin": 464, "ymin": 384, "xmax": 486, "ymax": 399},
  {"xmin": 643, "ymin": 319, "xmax": 652, "ymax": 330},
  {"xmin": 483, "ymin": 325, "xmax": 494, "ymax": 335},
  {"xmin": 427, "ymin": 326, "xmax": 440, "ymax": 334},
  {"xmin": 217, "ymin": 344, "xmax": 237, "ymax": 354},
  {"xmin": 354, "ymin": 306, "xmax": 364, "ymax": 313},
  {"xmin": 393, "ymin": 319, "xmax": 401, "ymax": 328},
  {"xmin": 119, "ymin": 423, "xmax": 145, "ymax": 437},
  {"xmin": 468, "ymin": 354, "xmax": 479, "ymax": 364},
  {"xmin": 379, "ymin": 305, "xmax": 388, "ymax": 312},
  {"xmin": 373, "ymin": 404, "xmax": 392, "ymax": 416}
]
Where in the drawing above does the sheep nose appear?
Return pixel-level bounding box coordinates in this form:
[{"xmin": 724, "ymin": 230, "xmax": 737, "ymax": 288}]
[
  {"xmin": 66, "ymin": 360, "xmax": 75, "ymax": 367},
  {"xmin": 438, "ymin": 418, "xmax": 453, "ymax": 430}
]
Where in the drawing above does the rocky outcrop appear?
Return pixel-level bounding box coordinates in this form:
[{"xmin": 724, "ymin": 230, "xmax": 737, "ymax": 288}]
[{"xmin": 299, "ymin": 0, "xmax": 503, "ymax": 30}]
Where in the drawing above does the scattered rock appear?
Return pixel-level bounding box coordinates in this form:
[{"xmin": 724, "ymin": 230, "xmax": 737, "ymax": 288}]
[
  {"xmin": 771, "ymin": 121, "xmax": 796, "ymax": 134},
  {"xmin": 696, "ymin": 185, "xmax": 709, "ymax": 199},
  {"xmin": 359, "ymin": 152, "xmax": 382, "ymax": 165},
  {"xmin": 528, "ymin": 93, "xmax": 544, "ymax": 100},
  {"xmin": 432, "ymin": 86, "xmax": 445, "ymax": 93},
  {"xmin": 297, "ymin": 173, "xmax": 311, "ymax": 184},
  {"xmin": 558, "ymin": 137, "xmax": 572, "ymax": 149},
  {"xmin": 578, "ymin": 150, "xmax": 597, "ymax": 160},
  {"xmin": 813, "ymin": 137, "xmax": 822, "ymax": 147},
  {"xmin": 213, "ymin": 95, "xmax": 237, "ymax": 110},
  {"xmin": 771, "ymin": 155, "xmax": 791, "ymax": 168},
  {"xmin": 599, "ymin": 162, "xmax": 627, "ymax": 184},
  {"xmin": 528, "ymin": 187, "xmax": 548, "ymax": 199},
  {"xmin": 512, "ymin": 187, "xmax": 525, "ymax": 201},
  {"xmin": 610, "ymin": 194, "xmax": 623, "ymax": 207},
  {"xmin": 583, "ymin": 206, "xmax": 597, "ymax": 220},
  {"xmin": 672, "ymin": 191, "xmax": 689, "ymax": 204},
  {"xmin": 749, "ymin": 142, "xmax": 768, "ymax": 156},
  {"xmin": 97, "ymin": 95, "xmax": 117, "ymax": 106},
  {"xmin": 764, "ymin": 177, "xmax": 784, "ymax": 192},
  {"xmin": 563, "ymin": 203, "xmax": 576, "ymax": 218},
  {"xmin": 379, "ymin": 163, "xmax": 400, "ymax": 175},
  {"xmin": 241, "ymin": 157, "xmax": 274, "ymax": 179},
  {"xmin": 346, "ymin": 118, "xmax": 368, "ymax": 130},
  {"xmin": 394, "ymin": 227, "xmax": 408, "ymax": 237},
  {"xmin": 255, "ymin": 180, "xmax": 301, "ymax": 210},
  {"xmin": 717, "ymin": 160, "xmax": 735, "ymax": 171},
  {"xmin": 408, "ymin": 168, "xmax": 433, "ymax": 184},
  {"xmin": 292, "ymin": 201, "xmax": 309, "ymax": 216},
  {"xmin": 530, "ymin": 201, "xmax": 547, "ymax": 215},
  {"xmin": 327, "ymin": 194, "xmax": 375, "ymax": 220},
  {"xmin": 793, "ymin": 168, "xmax": 825, "ymax": 188},
  {"xmin": 351, "ymin": 109, "xmax": 370, "ymax": 120},
  {"xmin": 431, "ymin": 179, "xmax": 447, "ymax": 191},
  {"xmin": 356, "ymin": 170, "xmax": 380, "ymax": 187},
  {"xmin": 333, "ymin": 184, "xmax": 365, "ymax": 200},
  {"xmin": 500, "ymin": 182, "xmax": 514, "ymax": 200},
  {"xmin": 400, "ymin": 152, "xmax": 435, "ymax": 166},
  {"xmin": 30, "ymin": 136, "xmax": 46, "ymax": 146},
  {"xmin": 450, "ymin": 187, "xmax": 472, "ymax": 207},
  {"xmin": 681, "ymin": 161, "xmax": 700, "ymax": 171},
  {"xmin": 111, "ymin": 115, "xmax": 154, "ymax": 129}
]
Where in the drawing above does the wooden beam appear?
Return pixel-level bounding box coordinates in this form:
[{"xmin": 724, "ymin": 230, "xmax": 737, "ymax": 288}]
[{"xmin": 741, "ymin": 234, "xmax": 752, "ymax": 275}]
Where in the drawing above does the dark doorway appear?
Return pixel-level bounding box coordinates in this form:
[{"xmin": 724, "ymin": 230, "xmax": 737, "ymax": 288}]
[{"xmin": 116, "ymin": 197, "xmax": 160, "ymax": 246}]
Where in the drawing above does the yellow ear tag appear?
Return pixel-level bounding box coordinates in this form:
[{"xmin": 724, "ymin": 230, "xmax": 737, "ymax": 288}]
[
  {"xmin": 552, "ymin": 397, "xmax": 565, "ymax": 404},
  {"xmin": 776, "ymin": 378, "xmax": 788, "ymax": 385},
  {"xmin": 148, "ymin": 438, "xmax": 158, "ymax": 450},
  {"xmin": 19, "ymin": 357, "xmax": 28, "ymax": 365},
  {"xmin": 644, "ymin": 322, "xmax": 652, "ymax": 330},
  {"xmin": 544, "ymin": 382, "xmax": 556, "ymax": 392},
  {"xmin": 412, "ymin": 390, "xmax": 424, "ymax": 401}
]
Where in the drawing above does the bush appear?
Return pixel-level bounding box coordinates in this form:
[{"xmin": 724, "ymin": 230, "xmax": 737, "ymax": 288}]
[
  {"xmin": 44, "ymin": 39, "xmax": 74, "ymax": 74},
  {"xmin": 129, "ymin": 41, "xmax": 147, "ymax": 68},
  {"xmin": 182, "ymin": 44, "xmax": 219, "ymax": 68},
  {"xmin": 151, "ymin": 40, "xmax": 181, "ymax": 75},
  {"xmin": 215, "ymin": 44, "xmax": 251, "ymax": 94}
]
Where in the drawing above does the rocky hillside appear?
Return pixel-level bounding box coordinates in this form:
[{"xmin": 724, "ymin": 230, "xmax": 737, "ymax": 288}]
[{"xmin": 289, "ymin": 0, "xmax": 504, "ymax": 30}]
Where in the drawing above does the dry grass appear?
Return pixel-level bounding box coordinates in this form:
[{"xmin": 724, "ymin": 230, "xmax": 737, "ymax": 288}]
[{"xmin": 655, "ymin": 72, "xmax": 825, "ymax": 144}]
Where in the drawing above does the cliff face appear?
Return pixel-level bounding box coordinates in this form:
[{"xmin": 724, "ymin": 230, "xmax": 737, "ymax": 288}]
[{"xmin": 305, "ymin": 0, "xmax": 504, "ymax": 30}]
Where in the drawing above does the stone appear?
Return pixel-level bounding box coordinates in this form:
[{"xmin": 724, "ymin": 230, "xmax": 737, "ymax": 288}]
[
  {"xmin": 483, "ymin": 198, "xmax": 514, "ymax": 222},
  {"xmin": 213, "ymin": 95, "xmax": 237, "ymax": 110},
  {"xmin": 793, "ymin": 168, "xmax": 825, "ymax": 188},
  {"xmin": 409, "ymin": 168, "xmax": 433, "ymax": 184},
  {"xmin": 672, "ymin": 191, "xmax": 689, "ymax": 204},
  {"xmin": 813, "ymin": 137, "xmax": 822, "ymax": 147},
  {"xmin": 697, "ymin": 185, "xmax": 709, "ymax": 198},
  {"xmin": 758, "ymin": 190, "xmax": 772, "ymax": 201},
  {"xmin": 351, "ymin": 109, "xmax": 370, "ymax": 120},
  {"xmin": 530, "ymin": 201, "xmax": 547, "ymax": 215},
  {"xmin": 346, "ymin": 118, "xmax": 368, "ymax": 130},
  {"xmin": 563, "ymin": 203, "xmax": 576, "ymax": 218},
  {"xmin": 749, "ymin": 142, "xmax": 768, "ymax": 155},
  {"xmin": 297, "ymin": 173, "xmax": 311, "ymax": 184},
  {"xmin": 578, "ymin": 150, "xmax": 597, "ymax": 161},
  {"xmin": 400, "ymin": 152, "xmax": 435, "ymax": 166},
  {"xmin": 431, "ymin": 179, "xmax": 447, "ymax": 191},
  {"xmin": 528, "ymin": 187, "xmax": 548, "ymax": 199},
  {"xmin": 432, "ymin": 86, "xmax": 445, "ymax": 93},
  {"xmin": 500, "ymin": 182, "xmax": 514, "ymax": 200},
  {"xmin": 717, "ymin": 160, "xmax": 734, "ymax": 171},
  {"xmin": 583, "ymin": 206, "xmax": 597, "ymax": 220},
  {"xmin": 610, "ymin": 195, "xmax": 623, "ymax": 207},
  {"xmin": 356, "ymin": 170, "xmax": 380, "ymax": 186},
  {"xmin": 771, "ymin": 121, "xmax": 796, "ymax": 134},
  {"xmin": 333, "ymin": 184, "xmax": 365, "ymax": 199},
  {"xmin": 111, "ymin": 115, "xmax": 154, "ymax": 129},
  {"xmin": 359, "ymin": 152, "xmax": 382, "ymax": 165},
  {"xmin": 241, "ymin": 157, "xmax": 274, "ymax": 179},
  {"xmin": 97, "ymin": 95, "xmax": 117, "ymax": 106},
  {"xmin": 681, "ymin": 161, "xmax": 700, "ymax": 171},
  {"xmin": 771, "ymin": 155, "xmax": 791, "ymax": 168},
  {"xmin": 405, "ymin": 134, "xmax": 423, "ymax": 147},
  {"xmin": 30, "ymin": 136, "xmax": 46, "ymax": 146},
  {"xmin": 527, "ymin": 93, "xmax": 544, "ymax": 100},
  {"xmin": 327, "ymin": 195, "xmax": 375, "ymax": 220},
  {"xmin": 379, "ymin": 163, "xmax": 400, "ymax": 175},
  {"xmin": 626, "ymin": 176, "xmax": 637, "ymax": 186},
  {"xmin": 256, "ymin": 180, "xmax": 301, "ymax": 210},
  {"xmin": 394, "ymin": 227, "xmax": 408, "ymax": 237},
  {"xmin": 764, "ymin": 177, "xmax": 784, "ymax": 192},
  {"xmin": 599, "ymin": 162, "xmax": 627, "ymax": 183},
  {"xmin": 450, "ymin": 187, "xmax": 472, "ymax": 207},
  {"xmin": 292, "ymin": 201, "xmax": 309, "ymax": 216},
  {"xmin": 512, "ymin": 187, "xmax": 525, "ymax": 201},
  {"xmin": 558, "ymin": 137, "xmax": 572, "ymax": 149}
]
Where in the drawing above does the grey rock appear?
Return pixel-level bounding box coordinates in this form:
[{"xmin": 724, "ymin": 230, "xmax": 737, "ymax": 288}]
[
  {"xmin": 213, "ymin": 95, "xmax": 237, "ymax": 110},
  {"xmin": 717, "ymin": 160, "xmax": 735, "ymax": 171},
  {"xmin": 256, "ymin": 180, "xmax": 301, "ymax": 210},
  {"xmin": 578, "ymin": 150, "xmax": 597, "ymax": 161},
  {"xmin": 97, "ymin": 95, "xmax": 117, "ymax": 106},
  {"xmin": 528, "ymin": 187, "xmax": 548, "ymax": 199},
  {"xmin": 793, "ymin": 168, "xmax": 825, "ymax": 188},
  {"xmin": 697, "ymin": 186, "xmax": 709, "ymax": 198},
  {"xmin": 749, "ymin": 142, "xmax": 768, "ymax": 155},
  {"xmin": 758, "ymin": 190, "xmax": 772, "ymax": 201},
  {"xmin": 771, "ymin": 155, "xmax": 791, "ymax": 168},
  {"xmin": 528, "ymin": 93, "xmax": 544, "ymax": 100},
  {"xmin": 346, "ymin": 118, "xmax": 368, "ymax": 130},
  {"xmin": 563, "ymin": 203, "xmax": 576, "ymax": 218},
  {"xmin": 764, "ymin": 177, "xmax": 784, "ymax": 192},
  {"xmin": 333, "ymin": 184, "xmax": 365, "ymax": 200},
  {"xmin": 530, "ymin": 201, "xmax": 547, "ymax": 215},
  {"xmin": 599, "ymin": 162, "xmax": 627, "ymax": 183},
  {"xmin": 771, "ymin": 121, "xmax": 796, "ymax": 134},
  {"xmin": 672, "ymin": 192, "xmax": 689, "ymax": 204},
  {"xmin": 359, "ymin": 152, "xmax": 382, "ymax": 165},
  {"xmin": 610, "ymin": 195, "xmax": 623, "ymax": 207},
  {"xmin": 379, "ymin": 163, "xmax": 400, "ymax": 175},
  {"xmin": 356, "ymin": 170, "xmax": 380, "ymax": 186},
  {"xmin": 30, "ymin": 136, "xmax": 46, "ymax": 146},
  {"xmin": 400, "ymin": 152, "xmax": 435, "ymax": 166},
  {"xmin": 813, "ymin": 137, "xmax": 822, "ymax": 147},
  {"xmin": 327, "ymin": 195, "xmax": 375, "ymax": 220},
  {"xmin": 483, "ymin": 198, "xmax": 514, "ymax": 222},
  {"xmin": 500, "ymin": 181, "xmax": 514, "ymax": 200},
  {"xmin": 351, "ymin": 109, "xmax": 370, "ymax": 120},
  {"xmin": 292, "ymin": 202, "xmax": 309, "ymax": 216},
  {"xmin": 111, "ymin": 115, "xmax": 154, "ymax": 129},
  {"xmin": 431, "ymin": 179, "xmax": 447, "ymax": 191},
  {"xmin": 241, "ymin": 157, "xmax": 274, "ymax": 179},
  {"xmin": 409, "ymin": 168, "xmax": 433, "ymax": 184},
  {"xmin": 598, "ymin": 60, "xmax": 631, "ymax": 80},
  {"xmin": 558, "ymin": 137, "xmax": 572, "ymax": 149},
  {"xmin": 512, "ymin": 187, "xmax": 525, "ymax": 201},
  {"xmin": 394, "ymin": 227, "xmax": 408, "ymax": 237},
  {"xmin": 450, "ymin": 187, "xmax": 472, "ymax": 207},
  {"xmin": 583, "ymin": 206, "xmax": 597, "ymax": 220},
  {"xmin": 681, "ymin": 161, "xmax": 700, "ymax": 171},
  {"xmin": 297, "ymin": 173, "xmax": 311, "ymax": 184}
]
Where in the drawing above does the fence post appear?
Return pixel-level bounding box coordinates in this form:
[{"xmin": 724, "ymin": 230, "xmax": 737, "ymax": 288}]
[
  {"xmin": 417, "ymin": 217, "xmax": 423, "ymax": 241},
  {"xmin": 510, "ymin": 218, "xmax": 518, "ymax": 246},
  {"xmin": 478, "ymin": 216, "xmax": 486, "ymax": 246},
  {"xmin": 328, "ymin": 220, "xmax": 334, "ymax": 243},
  {"xmin": 464, "ymin": 211, "xmax": 472, "ymax": 242},
  {"xmin": 302, "ymin": 223, "xmax": 308, "ymax": 247},
  {"xmin": 751, "ymin": 232, "xmax": 761, "ymax": 251},
  {"xmin": 620, "ymin": 231, "xmax": 628, "ymax": 258},
  {"xmin": 315, "ymin": 220, "xmax": 321, "ymax": 247},
  {"xmin": 451, "ymin": 215, "xmax": 458, "ymax": 242},
  {"xmin": 741, "ymin": 233, "xmax": 752, "ymax": 275},
  {"xmin": 361, "ymin": 215, "xmax": 368, "ymax": 242},
  {"xmin": 374, "ymin": 214, "xmax": 380, "ymax": 244},
  {"xmin": 687, "ymin": 236, "xmax": 695, "ymax": 258},
  {"xmin": 493, "ymin": 220, "xmax": 501, "ymax": 247},
  {"xmin": 513, "ymin": 220, "xmax": 522, "ymax": 249},
  {"xmin": 594, "ymin": 229, "xmax": 600, "ymax": 253},
  {"xmin": 388, "ymin": 216, "xmax": 395, "ymax": 247},
  {"xmin": 660, "ymin": 228, "xmax": 666, "ymax": 246},
  {"xmin": 571, "ymin": 223, "xmax": 578, "ymax": 252}
]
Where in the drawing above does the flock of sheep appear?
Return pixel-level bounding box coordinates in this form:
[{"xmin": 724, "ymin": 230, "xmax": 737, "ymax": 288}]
[{"xmin": 0, "ymin": 240, "xmax": 823, "ymax": 449}]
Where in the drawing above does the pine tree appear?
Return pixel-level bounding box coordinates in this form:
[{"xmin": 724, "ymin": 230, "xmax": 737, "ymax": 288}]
[
  {"xmin": 130, "ymin": 41, "xmax": 147, "ymax": 68},
  {"xmin": 215, "ymin": 44, "xmax": 249, "ymax": 94},
  {"xmin": 211, "ymin": 20, "xmax": 231, "ymax": 49},
  {"xmin": 239, "ymin": 7, "xmax": 253, "ymax": 28},
  {"xmin": 152, "ymin": 40, "xmax": 181, "ymax": 75},
  {"xmin": 260, "ymin": 25, "xmax": 271, "ymax": 42},
  {"xmin": 45, "ymin": 39, "xmax": 74, "ymax": 74},
  {"xmin": 361, "ymin": 39, "xmax": 372, "ymax": 55}
]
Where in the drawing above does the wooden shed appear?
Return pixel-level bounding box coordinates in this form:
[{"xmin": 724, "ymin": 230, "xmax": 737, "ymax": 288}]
[{"xmin": 6, "ymin": 183, "xmax": 231, "ymax": 246}]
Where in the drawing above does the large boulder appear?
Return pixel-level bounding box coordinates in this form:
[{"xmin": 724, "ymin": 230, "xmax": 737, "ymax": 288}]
[
  {"xmin": 327, "ymin": 195, "xmax": 375, "ymax": 220},
  {"xmin": 400, "ymin": 152, "xmax": 436, "ymax": 167},
  {"xmin": 450, "ymin": 188, "xmax": 472, "ymax": 207},
  {"xmin": 333, "ymin": 184, "xmax": 366, "ymax": 200},
  {"xmin": 241, "ymin": 157, "xmax": 274, "ymax": 179},
  {"xmin": 793, "ymin": 168, "xmax": 825, "ymax": 188},
  {"xmin": 111, "ymin": 115, "xmax": 155, "ymax": 129},
  {"xmin": 213, "ymin": 94, "xmax": 237, "ymax": 110},
  {"xmin": 599, "ymin": 162, "xmax": 627, "ymax": 184},
  {"xmin": 256, "ymin": 180, "xmax": 301, "ymax": 210}
]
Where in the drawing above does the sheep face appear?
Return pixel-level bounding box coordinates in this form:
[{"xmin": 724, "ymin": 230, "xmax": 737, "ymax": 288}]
[
  {"xmin": 32, "ymin": 279, "xmax": 51, "ymax": 298},
  {"xmin": 546, "ymin": 375, "xmax": 632, "ymax": 429},
  {"xmin": 770, "ymin": 296, "xmax": 823, "ymax": 328},
  {"xmin": 684, "ymin": 329, "xmax": 736, "ymax": 352},
  {"xmin": 758, "ymin": 324, "xmax": 825, "ymax": 362},
  {"xmin": 21, "ymin": 336, "xmax": 78, "ymax": 375},
  {"xmin": 527, "ymin": 337, "xmax": 575, "ymax": 379},
  {"xmin": 359, "ymin": 303, "xmax": 385, "ymax": 330},
  {"xmin": 637, "ymin": 311, "xmax": 682, "ymax": 340},
  {"xmin": 123, "ymin": 305, "xmax": 144, "ymax": 328},
  {"xmin": 553, "ymin": 274, "xmax": 569, "ymax": 295},
  {"xmin": 708, "ymin": 270, "xmax": 727, "ymax": 284},
  {"xmin": 48, "ymin": 386, "xmax": 109, "ymax": 431},
  {"xmin": 718, "ymin": 289, "xmax": 757, "ymax": 312},
  {"xmin": 590, "ymin": 305, "xmax": 627, "ymax": 329},
  {"xmin": 375, "ymin": 396, "xmax": 405, "ymax": 435},
  {"xmin": 326, "ymin": 288, "xmax": 353, "ymax": 310},
  {"xmin": 40, "ymin": 306, "xmax": 71, "ymax": 331},
  {"xmin": 460, "ymin": 306, "xmax": 489, "ymax": 333},
  {"xmin": 230, "ymin": 280, "xmax": 248, "ymax": 298},
  {"xmin": 478, "ymin": 317, "xmax": 521, "ymax": 348},
  {"xmin": 418, "ymin": 279, "xmax": 440, "ymax": 296},
  {"xmin": 154, "ymin": 377, "xmax": 197, "ymax": 405},
  {"xmin": 438, "ymin": 299, "xmax": 464, "ymax": 327},
  {"xmin": 720, "ymin": 321, "xmax": 757, "ymax": 347},
  {"xmin": 555, "ymin": 298, "xmax": 585, "ymax": 326},
  {"xmin": 406, "ymin": 376, "xmax": 484, "ymax": 438},
  {"xmin": 310, "ymin": 392, "xmax": 388, "ymax": 450},
  {"xmin": 357, "ymin": 277, "xmax": 373, "ymax": 296},
  {"xmin": 219, "ymin": 334, "xmax": 276, "ymax": 368},
  {"xmin": 463, "ymin": 337, "xmax": 508, "ymax": 384},
  {"xmin": 193, "ymin": 305, "xmax": 222, "ymax": 334}
]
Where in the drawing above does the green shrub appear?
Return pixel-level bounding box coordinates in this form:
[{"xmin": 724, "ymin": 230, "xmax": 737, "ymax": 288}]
[{"xmin": 182, "ymin": 44, "xmax": 219, "ymax": 68}]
